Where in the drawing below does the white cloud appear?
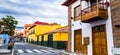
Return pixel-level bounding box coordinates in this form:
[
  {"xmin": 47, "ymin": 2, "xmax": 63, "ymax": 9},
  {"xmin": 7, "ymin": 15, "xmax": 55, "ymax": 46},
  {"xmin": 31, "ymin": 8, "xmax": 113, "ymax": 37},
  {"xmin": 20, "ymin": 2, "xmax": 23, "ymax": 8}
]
[
  {"xmin": 0, "ymin": 0, "xmax": 68, "ymax": 26},
  {"xmin": 10, "ymin": 0, "xmax": 32, "ymax": 4}
]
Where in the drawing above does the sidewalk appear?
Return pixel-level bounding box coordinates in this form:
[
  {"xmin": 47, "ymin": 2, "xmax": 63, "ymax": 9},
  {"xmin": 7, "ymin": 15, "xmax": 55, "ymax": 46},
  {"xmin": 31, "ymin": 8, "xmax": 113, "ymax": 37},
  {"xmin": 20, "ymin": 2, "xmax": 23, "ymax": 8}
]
[
  {"xmin": 0, "ymin": 49, "xmax": 11, "ymax": 53},
  {"xmin": 29, "ymin": 43, "xmax": 81, "ymax": 55},
  {"xmin": 0, "ymin": 44, "xmax": 12, "ymax": 55},
  {"xmin": 0, "ymin": 44, "xmax": 8, "ymax": 49}
]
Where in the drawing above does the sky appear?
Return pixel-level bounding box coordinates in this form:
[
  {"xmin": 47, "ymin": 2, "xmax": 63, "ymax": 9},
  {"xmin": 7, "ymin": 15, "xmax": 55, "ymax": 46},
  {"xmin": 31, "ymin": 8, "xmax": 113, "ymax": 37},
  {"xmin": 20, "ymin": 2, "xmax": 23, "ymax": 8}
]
[
  {"xmin": 15, "ymin": 26, "xmax": 24, "ymax": 33},
  {"xmin": 0, "ymin": 0, "xmax": 68, "ymax": 27}
]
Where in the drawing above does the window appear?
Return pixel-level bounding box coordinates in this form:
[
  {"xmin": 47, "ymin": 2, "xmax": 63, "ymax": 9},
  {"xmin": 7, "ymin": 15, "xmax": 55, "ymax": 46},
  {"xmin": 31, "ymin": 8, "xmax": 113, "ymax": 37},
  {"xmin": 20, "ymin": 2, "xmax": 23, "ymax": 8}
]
[
  {"xmin": 33, "ymin": 29, "xmax": 35, "ymax": 34},
  {"xmin": 74, "ymin": 5, "xmax": 81, "ymax": 18},
  {"xmin": 90, "ymin": 0, "xmax": 97, "ymax": 6},
  {"xmin": 93, "ymin": 25, "xmax": 105, "ymax": 32}
]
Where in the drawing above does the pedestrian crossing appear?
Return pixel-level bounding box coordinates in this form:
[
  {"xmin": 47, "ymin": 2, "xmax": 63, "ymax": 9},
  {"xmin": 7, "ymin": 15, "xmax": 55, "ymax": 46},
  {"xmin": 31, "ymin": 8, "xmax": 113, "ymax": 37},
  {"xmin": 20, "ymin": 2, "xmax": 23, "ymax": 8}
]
[
  {"xmin": 33, "ymin": 49, "xmax": 42, "ymax": 53},
  {"xmin": 26, "ymin": 49, "xmax": 33, "ymax": 53},
  {"xmin": 17, "ymin": 49, "xmax": 60, "ymax": 54},
  {"xmin": 18, "ymin": 49, "xmax": 24, "ymax": 53}
]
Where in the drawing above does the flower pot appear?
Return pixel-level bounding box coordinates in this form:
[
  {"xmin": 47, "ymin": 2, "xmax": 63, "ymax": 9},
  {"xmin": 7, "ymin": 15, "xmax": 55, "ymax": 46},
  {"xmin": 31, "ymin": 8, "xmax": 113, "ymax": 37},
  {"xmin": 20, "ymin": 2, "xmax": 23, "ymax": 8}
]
[{"xmin": 8, "ymin": 46, "xmax": 13, "ymax": 50}]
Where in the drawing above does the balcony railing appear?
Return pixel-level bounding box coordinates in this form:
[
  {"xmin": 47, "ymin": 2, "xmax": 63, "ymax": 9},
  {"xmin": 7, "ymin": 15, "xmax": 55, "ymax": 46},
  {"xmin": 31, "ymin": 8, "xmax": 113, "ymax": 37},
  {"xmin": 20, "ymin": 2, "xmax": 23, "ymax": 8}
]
[
  {"xmin": 74, "ymin": 3, "xmax": 108, "ymax": 22},
  {"xmin": 74, "ymin": 15, "xmax": 81, "ymax": 21},
  {"xmin": 81, "ymin": 3, "xmax": 108, "ymax": 22}
]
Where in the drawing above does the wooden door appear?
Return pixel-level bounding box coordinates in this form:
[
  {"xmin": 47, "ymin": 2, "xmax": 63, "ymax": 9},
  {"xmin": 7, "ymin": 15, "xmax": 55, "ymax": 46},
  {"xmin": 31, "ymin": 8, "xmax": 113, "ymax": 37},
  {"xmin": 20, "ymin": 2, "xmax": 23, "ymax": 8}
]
[
  {"xmin": 92, "ymin": 25, "xmax": 108, "ymax": 55},
  {"xmin": 74, "ymin": 29, "xmax": 82, "ymax": 53},
  {"xmin": 37, "ymin": 36, "xmax": 39, "ymax": 44},
  {"xmin": 83, "ymin": 44, "xmax": 87, "ymax": 54}
]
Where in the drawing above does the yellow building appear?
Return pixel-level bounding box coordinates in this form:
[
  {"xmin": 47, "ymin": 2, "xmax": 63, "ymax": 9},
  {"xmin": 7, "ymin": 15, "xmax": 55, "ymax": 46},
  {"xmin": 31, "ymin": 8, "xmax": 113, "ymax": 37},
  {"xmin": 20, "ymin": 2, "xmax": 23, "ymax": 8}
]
[
  {"xmin": 39, "ymin": 26, "xmax": 68, "ymax": 49},
  {"xmin": 28, "ymin": 22, "xmax": 62, "ymax": 44}
]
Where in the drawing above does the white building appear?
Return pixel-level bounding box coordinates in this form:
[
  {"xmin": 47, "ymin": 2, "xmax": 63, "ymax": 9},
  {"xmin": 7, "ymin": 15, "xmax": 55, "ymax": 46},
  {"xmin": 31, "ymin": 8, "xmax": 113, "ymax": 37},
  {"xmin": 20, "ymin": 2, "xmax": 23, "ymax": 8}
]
[{"xmin": 62, "ymin": 0, "xmax": 119, "ymax": 55}]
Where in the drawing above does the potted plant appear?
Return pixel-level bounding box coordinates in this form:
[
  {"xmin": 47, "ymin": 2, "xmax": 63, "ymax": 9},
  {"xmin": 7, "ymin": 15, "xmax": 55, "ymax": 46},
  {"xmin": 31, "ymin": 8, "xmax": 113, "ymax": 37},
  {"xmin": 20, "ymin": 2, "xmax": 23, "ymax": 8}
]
[{"xmin": 8, "ymin": 42, "xmax": 14, "ymax": 50}]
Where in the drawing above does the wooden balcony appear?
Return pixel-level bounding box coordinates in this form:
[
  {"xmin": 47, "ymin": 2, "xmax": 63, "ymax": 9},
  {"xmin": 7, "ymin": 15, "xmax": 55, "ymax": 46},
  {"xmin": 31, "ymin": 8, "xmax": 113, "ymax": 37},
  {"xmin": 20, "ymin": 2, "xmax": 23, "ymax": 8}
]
[
  {"xmin": 74, "ymin": 3, "xmax": 108, "ymax": 22},
  {"xmin": 74, "ymin": 15, "xmax": 81, "ymax": 21},
  {"xmin": 81, "ymin": 3, "xmax": 108, "ymax": 22}
]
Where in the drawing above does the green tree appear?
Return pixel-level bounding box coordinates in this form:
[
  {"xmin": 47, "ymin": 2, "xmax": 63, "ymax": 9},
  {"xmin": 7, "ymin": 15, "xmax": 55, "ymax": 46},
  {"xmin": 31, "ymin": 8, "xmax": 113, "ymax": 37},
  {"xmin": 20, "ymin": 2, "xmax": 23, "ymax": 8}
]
[{"xmin": 0, "ymin": 16, "xmax": 18, "ymax": 36}]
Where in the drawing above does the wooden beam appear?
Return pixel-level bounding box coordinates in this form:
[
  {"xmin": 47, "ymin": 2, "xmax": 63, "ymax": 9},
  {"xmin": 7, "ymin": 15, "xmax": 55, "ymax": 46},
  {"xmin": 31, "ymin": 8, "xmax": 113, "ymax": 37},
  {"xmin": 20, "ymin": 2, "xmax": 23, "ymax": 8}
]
[
  {"xmin": 96, "ymin": 0, "xmax": 99, "ymax": 10},
  {"xmin": 68, "ymin": 5, "xmax": 72, "ymax": 52},
  {"xmin": 80, "ymin": 0, "xmax": 82, "ymax": 20}
]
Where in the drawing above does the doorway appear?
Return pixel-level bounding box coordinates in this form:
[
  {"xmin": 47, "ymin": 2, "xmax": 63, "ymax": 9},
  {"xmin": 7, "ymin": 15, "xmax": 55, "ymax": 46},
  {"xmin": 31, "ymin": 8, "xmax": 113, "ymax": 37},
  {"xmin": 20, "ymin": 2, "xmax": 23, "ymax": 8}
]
[
  {"xmin": 74, "ymin": 29, "xmax": 82, "ymax": 53},
  {"xmin": 47, "ymin": 34, "xmax": 53, "ymax": 47},
  {"xmin": 92, "ymin": 25, "xmax": 108, "ymax": 55}
]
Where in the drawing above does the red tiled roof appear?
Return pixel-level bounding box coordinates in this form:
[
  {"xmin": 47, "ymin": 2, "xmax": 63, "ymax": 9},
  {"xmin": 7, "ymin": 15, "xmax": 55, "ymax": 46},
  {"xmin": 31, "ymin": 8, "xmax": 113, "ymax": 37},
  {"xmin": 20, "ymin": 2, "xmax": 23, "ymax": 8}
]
[
  {"xmin": 42, "ymin": 26, "xmax": 68, "ymax": 35},
  {"xmin": 33, "ymin": 21, "xmax": 49, "ymax": 25},
  {"xmin": 62, "ymin": 0, "xmax": 77, "ymax": 6},
  {"xmin": 52, "ymin": 26, "xmax": 68, "ymax": 33},
  {"xmin": 28, "ymin": 21, "xmax": 60, "ymax": 30}
]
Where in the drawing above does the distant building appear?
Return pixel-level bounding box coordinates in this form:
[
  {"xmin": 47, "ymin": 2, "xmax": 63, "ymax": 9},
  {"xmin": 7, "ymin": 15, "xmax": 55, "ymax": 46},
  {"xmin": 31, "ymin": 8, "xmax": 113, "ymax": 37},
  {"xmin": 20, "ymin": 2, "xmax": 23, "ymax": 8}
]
[
  {"xmin": 15, "ymin": 26, "xmax": 24, "ymax": 33},
  {"xmin": 39, "ymin": 26, "xmax": 68, "ymax": 49},
  {"xmin": 15, "ymin": 26, "xmax": 24, "ymax": 36},
  {"xmin": 28, "ymin": 21, "xmax": 62, "ymax": 45},
  {"xmin": 0, "ymin": 19, "xmax": 9, "ymax": 44},
  {"xmin": 0, "ymin": 34, "xmax": 9, "ymax": 44},
  {"xmin": 23, "ymin": 24, "xmax": 33, "ymax": 37}
]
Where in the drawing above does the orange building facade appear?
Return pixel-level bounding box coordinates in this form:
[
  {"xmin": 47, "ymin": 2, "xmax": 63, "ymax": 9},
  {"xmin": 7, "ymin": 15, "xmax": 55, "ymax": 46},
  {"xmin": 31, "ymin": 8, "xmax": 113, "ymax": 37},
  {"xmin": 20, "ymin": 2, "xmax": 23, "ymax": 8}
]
[{"xmin": 23, "ymin": 24, "xmax": 33, "ymax": 37}]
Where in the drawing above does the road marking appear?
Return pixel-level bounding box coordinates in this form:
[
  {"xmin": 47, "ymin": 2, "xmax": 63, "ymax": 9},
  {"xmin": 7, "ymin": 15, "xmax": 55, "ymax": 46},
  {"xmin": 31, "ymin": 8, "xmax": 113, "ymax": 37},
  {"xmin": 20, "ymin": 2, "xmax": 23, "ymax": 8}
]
[
  {"xmin": 49, "ymin": 50, "xmax": 60, "ymax": 53},
  {"xmin": 40, "ymin": 49, "xmax": 51, "ymax": 53},
  {"xmin": 33, "ymin": 49, "xmax": 41, "ymax": 53},
  {"xmin": 26, "ymin": 49, "xmax": 33, "ymax": 53},
  {"xmin": 12, "ymin": 49, "xmax": 14, "ymax": 55},
  {"xmin": 18, "ymin": 49, "xmax": 24, "ymax": 53}
]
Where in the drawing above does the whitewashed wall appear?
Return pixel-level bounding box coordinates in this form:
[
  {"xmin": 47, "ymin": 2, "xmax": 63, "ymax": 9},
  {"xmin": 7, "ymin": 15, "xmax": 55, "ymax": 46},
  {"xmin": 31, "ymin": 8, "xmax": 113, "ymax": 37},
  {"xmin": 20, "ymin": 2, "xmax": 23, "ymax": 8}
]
[
  {"xmin": 81, "ymin": 23, "xmax": 92, "ymax": 55},
  {"xmin": 71, "ymin": 0, "xmax": 81, "ymax": 52},
  {"xmin": 71, "ymin": 0, "xmax": 113, "ymax": 55},
  {"xmin": 106, "ymin": 1, "xmax": 114, "ymax": 55}
]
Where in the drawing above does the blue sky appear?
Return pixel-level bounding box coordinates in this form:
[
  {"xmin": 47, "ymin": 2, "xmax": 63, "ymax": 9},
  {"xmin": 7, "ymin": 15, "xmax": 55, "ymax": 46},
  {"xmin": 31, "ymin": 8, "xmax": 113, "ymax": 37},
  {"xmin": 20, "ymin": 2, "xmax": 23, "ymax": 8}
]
[{"xmin": 0, "ymin": 0, "xmax": 67, "ymax": 26}]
